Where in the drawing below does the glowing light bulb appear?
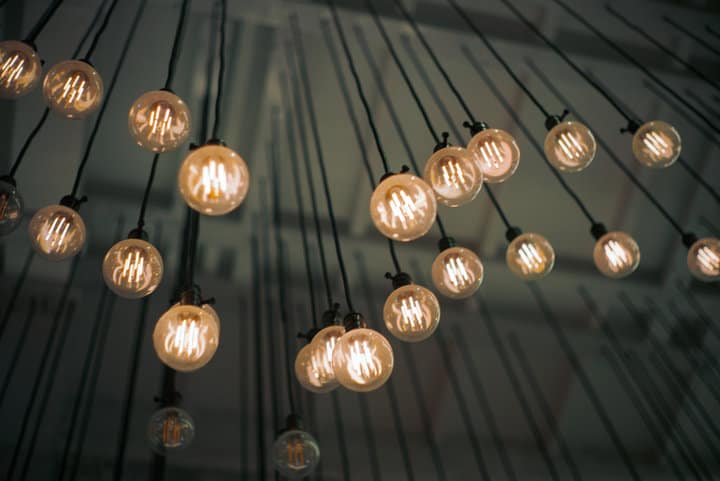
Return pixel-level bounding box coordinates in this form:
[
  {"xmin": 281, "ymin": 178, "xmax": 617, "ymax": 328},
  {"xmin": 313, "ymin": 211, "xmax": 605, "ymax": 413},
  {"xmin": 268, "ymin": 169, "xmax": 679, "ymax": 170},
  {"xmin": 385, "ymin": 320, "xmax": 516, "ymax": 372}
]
[
  {"xmin": 383, "ymin": 284, "xmax": 440, "ymax": 342},
  {"xmin": 272, "ymin": 429, "xmax": 320, "ymax": 479},
  {"xmin": 632, "ymin": 121, "xmax": 681, "ymax": 168},
  {"xmin": 431, "ymin": 246, "xmax": 484, "ymax": 299},
  {"xmin": 147, "ymin": 406, "xmax": 195, "ymax": 454},
  {"xmin": 152, "ymin": 304, "xmax": 220, "ymax": 372},
  {"xmin": 295, "ymin": 324, "xmax": 344, "ymax": 393},
  {"xmin": 506, "ymin": 233, "xmax": 555, "ymax": 280},
  {"xmin": 178, "ymin": 143, "xmax": 250, "ymax": 216},
  {"xmin": 102, "ymin": 238, "xmax": 163, "ymax": 298},
  {"xmin": 42, "ymin": 60, "xmax": 103, "ymax": 118},
  {"xmin": 369, "ymin": 173, "xmax": 436, "ymax": 242},
  {"xmin": 423, "ymin": 146, "xmax": 483, "ymax": 207},
  {"xmin": 128, "ymin": 90, "xmax": 191, "ymax": 153},
  {"xmin": 0, "ymin": 179, "xmax": 23, "ymax": 236},
  {"xmin": 687, "ymin": 237, "xmax": 720, "ymax": 282},
  {"xmin": 0, "ymin": 40, "xmax": 41, "ymax": 98},
  {"xmin": 593, "ymin": 231, "xmax": 640, "ymax": 279},
  {"xmin": 332, "ymin": 328, "xmax": 393, "ymax": 392},
  {"xmin": 28, "ymin": 204, "xmax": 86, "ymax": 261},
  {"xmin": 467, "ymin": 128, "xmax": 520, "ymax": 183},
  {"xmin": 544, "ymin": 121, "xmax": 596, "ymax": 172}
]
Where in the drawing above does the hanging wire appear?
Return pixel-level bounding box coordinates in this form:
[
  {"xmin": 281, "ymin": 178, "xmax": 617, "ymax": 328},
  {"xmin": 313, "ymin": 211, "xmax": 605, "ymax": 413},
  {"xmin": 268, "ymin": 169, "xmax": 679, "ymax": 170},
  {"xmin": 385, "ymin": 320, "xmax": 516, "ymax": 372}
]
[
  {"xmin": 0, "ymin": 298, "xmax": 37, "ymax": 407},
  {"xmin": 81, "ymin": 0, "xmax": 121, "ymax": 61},
  {"xmin": 164, "ymin": 0, "xmax": 192, "ymax": 89},
  {"xmin": 136, "ymin": 154, "xmax": 160, "ymax": 230},
  {"xmin": 662, "ymin": 16, "xmax": 720, "ymax": 59},
  {"xmin": 0, "ymin": 249, "xmax": 33, "ymax": 343},
  {"xmin": 250, "ymin": 230, "xmax": 267, "ymax": 480},
  {"xmin": 212, "ymin": 0, "xmax": 227, "ymax": 139},
  {"xmin": 23, "ymin": 0, "xmax": 64, "ymax": 44}
]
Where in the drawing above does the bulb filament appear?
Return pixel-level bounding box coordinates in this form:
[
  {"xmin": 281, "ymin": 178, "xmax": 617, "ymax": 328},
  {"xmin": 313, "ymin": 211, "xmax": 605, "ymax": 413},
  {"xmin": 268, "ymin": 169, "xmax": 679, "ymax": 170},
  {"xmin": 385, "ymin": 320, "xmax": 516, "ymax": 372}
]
[
  {"xmin": 163, "ymin": 314, "xmax": 208, "ymax": 361},
  {"xmin": 112, "ymin": 246, "xmax": 150, "ymax": 291},
  {"xmin": 287, "ymin": 439, "xmax": 307, "ymax": 469},
  {"xmin": 444, "ymin": 254, "xmax": 473, "ymax": 290},
  {"xmin": 641, "ymin": 130, "xmax": 673, "ymax": 160},
  {"xmin": 307, "ymin": 338, "xmax": 336, "ymax": 386},
  {"xmin": 696, "ymin": 246, "xmax": 720, "ymax": 276},
  {"xmin": 200, "ymin": 158, "xmax": 229, "ymax": 201},
  {"xmin": 555, "ymin": 130, "xmax": 588, "ymax": 164},
  {"xmin": 162, "ymin": 413, "xmax": 183, "ymax": 447},
  {"xmin": 0, "ymin": 52, "xmax": 26, "ymax": 88},
  {"xmin": 439, "ymin": 157, "xmax": 468, "ymax": 190},
  {"xmin": 395, "ymin": 295, "xmax": 427, "ymax": 333},
  {"xmin": 516, "ymin": 242, "xmax": 547, "ymax": 274},
  {"xmin": 146, "ymin": 101, "xmax": 176, "ymax": 143},
  {"xmin": 603, "ymin": 240, "xmax": 631, "ymax": 273},
  {"xmin": 386, "ymin": 186, "xmax": 418, "ymax": 231},
  {"xmin": 478, "ymin": 139, "xmax": 506, "ymax": 170},
  {"xmin": 38, "ymin": 212, "xmax": 75, "ymax": 254},
  {"xmin": 58, "ymin": 71, "xmax": 88, "ymax": 107},
  {"xmin": 0, "ymin": 193, "xmax": 8, "ymax": 219},
  {"xmin": 345, "ymin": 339, "xmax": 383, "ymax": 385}
]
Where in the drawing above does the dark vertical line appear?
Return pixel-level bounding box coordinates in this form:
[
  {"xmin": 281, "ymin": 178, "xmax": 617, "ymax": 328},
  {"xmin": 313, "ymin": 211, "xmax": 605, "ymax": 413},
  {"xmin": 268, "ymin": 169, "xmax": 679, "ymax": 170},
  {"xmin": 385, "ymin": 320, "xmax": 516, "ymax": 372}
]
[
  {"xmin": 0, "ymin": 298, "xmax": 37, "ymax": 405},
  {"xmin": 357, "ymin": 394, "xmax": 382, "ymax": 481},
  {"xmin": 0, "ymin": 249, "xmax": 33, "ymax": 343},
  {"xmin": 251, "ymin": 230, "xmax": 267, "ymax": 481},
  {"xmin": 239, "ymin": 292, "xmax": 250, "ymax": 480},
  {"xmin": 331, "ymin": 391, "xmax": 352, "ymax": 481}
]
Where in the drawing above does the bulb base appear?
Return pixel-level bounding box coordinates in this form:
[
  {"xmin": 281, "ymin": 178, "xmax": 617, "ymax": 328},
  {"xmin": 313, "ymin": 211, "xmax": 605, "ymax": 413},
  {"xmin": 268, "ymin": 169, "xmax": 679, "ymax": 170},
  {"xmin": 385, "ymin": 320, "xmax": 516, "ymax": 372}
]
[
  {"xmin": 179, "ymin": 285, "xmax": 202, "ymax": 306},
  {"xmin": 544, "ymin": 110, "xmax": 570, "ymax": 131},
  {"xmin": 464, "ymin": 120, "xmax": 489, "ymax": 136},
  {"xmin": 59, "ymin": 195, "xmax": 88, "ymax": 210},
  {"xmin": 321, "ymin": 303, "xmax": 341, "ymax": 326},
  {"xmin": 283, "ymin": 413, "xmax": 304, "ymax": 432},
  {"xmin": 505, "ymin": 226, "xmax": 523, "ymax": 242},
  {"xmin": 438, "ymin": 236, "xmax": 457, "ymax": 252},
  {"xmin": 385, "ymin": 271, "xmax": 413, "ymax": 290},
  {"xmin": 0, "ymin": 175, "xmax": 16, "ymax": 187},
  {"xmin": 620, "ymin": 120, "xmax": 641, "ymax": 135},
  {"xmin": 590, "ymin": 223, "xmax": 608, "ymax": 240},
  {"xmin": 127, "ymin": 227, "xmax": 149, "ymax": 241},
  {"xmin": 343, "ymin": 312, "xmax": 367, "ymax": 332},
  {"xmin": 682, "ymin": 232, "xmax": 699, "ymax": 249},
  {"xmin": 432, "ymin": 132, "xmax": 450, "ymax": 153}
]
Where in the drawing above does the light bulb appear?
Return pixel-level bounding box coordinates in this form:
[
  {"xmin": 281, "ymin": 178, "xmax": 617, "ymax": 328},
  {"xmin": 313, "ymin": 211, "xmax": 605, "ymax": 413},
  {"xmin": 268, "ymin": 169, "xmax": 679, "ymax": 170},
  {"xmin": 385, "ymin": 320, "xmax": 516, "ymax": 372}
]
[
  {"xmin": 0, "ymin": 179, "xmax": 23, "ymax": 236},
  {"xmin": 147, "ymin": 406, "xmax": 195, "ymax": 454},
  {"xmin": 295, "ymin": 324, "xmax": 344, "ymax": 393},
  {"xmin": 431, "ymin": 246, "xmax": 484, "ymax": 299},
  {"xmin": 42, "ymin": 60, "xmax": 103, "ymax": 118},
  {"xmin": 544, "ymin": 121, "xmax": 596, "ymax": 172},
  {"xmin": 128, "ymin": 90, "xmax": 191, "ymax": 153},
  {"xmin": 593, "ymin": 231, "xmax": 640, "ymax": 279},
  {"xmin": 506, "ymin": 233, "xmax": 555, "ymax": 280},
  {"xmin": 178, "ymin": 143, "xmax": 250, "ymax": 216},
  {"xmin": 28, "ymin": 204, "xmax": 86, "ymax": 261},
  {"xmin": 369, "ymin": 173, "xmax": 436, "ymax": 242},
  {"xmin": 632, "ymin": 120, "xmax": 681, "ymax": 168},
  {"xmin": 272, "ymin": 429, "xmax": 320, "ymax": 479},
  {"xmin": 687, "ymin": 237, "xmax": 720, "ymax": 282},
  {"xmin": 383, "ymin": 284, "xmax": 440, "ymax": 342},
  {"xmin": 332, "ymin": 328, "xmax": 394, "ymax": 392},
  {"xmin": 423, "ymin": 146, "xmax": 483, "ymax": 207},
  {"xmin": 102, "ymin": 238, "xmax": 164, "ymax": 298},
  {"xmin": 152, "ymin": 303, "xmax": 220, "ymax": 372},
  {"xmin": 0, "ymin": 40, "xmax": 41, "ymax": 98},
  {"xmin": 467, "ymin": 128, "xmax": 520, "ymax": 183}
]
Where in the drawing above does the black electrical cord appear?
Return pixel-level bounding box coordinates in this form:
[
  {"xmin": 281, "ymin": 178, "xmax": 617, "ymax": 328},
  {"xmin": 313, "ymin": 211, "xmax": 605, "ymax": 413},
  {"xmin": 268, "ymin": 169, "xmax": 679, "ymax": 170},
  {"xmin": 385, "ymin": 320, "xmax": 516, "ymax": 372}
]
[
  {"xmin": 250, "ymin": 232, "xmax": 267, "ymax": 481},
  {"xmin": 0, "ymin": 249, "xmax": 33, "ymax": 344},
  {"xmin": 23, "ymin": 0, "xmax": 64, "ymax": 44},
  {"xmin": 81, "ymin": 0, "xmax": 121, "ymax": 61},
  {"xmin": 164, "ymin": 0, "xmax": 192, "ymax": 89},
  {"xmin": 136, "ymin": 154, "xmax": 160, "ymax": 230},
  {"xmin": 0, "ymin": 298, "xmax": 37, "ymax": 407},
  {"xmin": 212, "ymin": 0, "xmax": 227, "ymax": 139},
  {"xmin": 662, "ymin": 16, "xmax": 720, "ymax": 58}
]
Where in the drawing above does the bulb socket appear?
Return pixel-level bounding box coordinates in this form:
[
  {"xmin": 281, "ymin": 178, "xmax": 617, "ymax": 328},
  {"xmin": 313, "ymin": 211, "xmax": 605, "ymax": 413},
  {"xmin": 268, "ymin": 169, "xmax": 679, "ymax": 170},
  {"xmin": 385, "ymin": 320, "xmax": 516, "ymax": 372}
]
[
  {"xmin": 432, "ymin": 132, "xmax": 450, "ymax": 153},
  {"xmin": 505, "ymin": 227, "xmax": 523, "ymax": 242},
  {"xmin": 590, "ymin": 223, "xmax": 608, "ymax": 240},
  {"xmin": 385, "ymin": 271, "xmax": 413, "ymax": 290},
  {"xmin": 127, "ymin": 227, "xmax": 149, "ymax": 240},
  {"xmin": 464, "ymin": 121, "xmax": 489, "ymax": 136},
  {"xmin": 321, "ymin": 303, "xmax": 342, "ymax": 326},
  {"xmin": 59, "ymin": 195, "xmax": 88, "ymax": 210},
  {"xmin": 682, "ymin": 232, "xmax": 699, "ymax": 249},
  {"xmin": 343, "ymin": 312, "xmax": 367, "ymax": 332},
  {"xmin": 179, "ymin": 285, "xmax": 202, "ymax": 306},
  {"xmin": 282, "ymin": 413, "xmax": 304, "ymax": 433},
  {"xmin": 621, "ymin": 120, "xmax": 641, "ymax": 135},
  {"xmin": 0, "ymin": 175, "xmax": 17, "ymax": 187},
  {"xmin": 438, "ymin": 236, "xmax": 457, "ymax": 252},
  {"xmin": 544, "ymin": 110, "xmax": 570, "ymax": 131}
]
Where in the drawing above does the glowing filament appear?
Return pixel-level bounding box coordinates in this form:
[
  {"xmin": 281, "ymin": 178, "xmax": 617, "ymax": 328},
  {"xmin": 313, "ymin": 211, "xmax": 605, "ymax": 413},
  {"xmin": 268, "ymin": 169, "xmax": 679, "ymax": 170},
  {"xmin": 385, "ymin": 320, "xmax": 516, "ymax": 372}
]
[
  {"xmin": 444, "ymin": 254, "xmax": 472, "ymax": 289},
  {"xmin": 287, "ymin": 440, "xmax": 306, "ymax": 469},
  {"xmin": 397, "ymin": 295, "xmax": 426, "ymax": 333},
  {"xmin": 478, "ymin": 139, "xmax": 505, "ymax": 169},
  {"xmin": 0, "ymin": 53, "xmax": 25, "ymax": 87},
  {"xmin": 642, "ymin": 131, "xmax": 673, "ymax": 160},
  {"xmin": 59, "ymin": 71, "xmax": 88, "ymax": 107},
  {"xmin": 556, "ymin": 130, "xmax": 587, "ymax": 163},
  {"xmin": 696, "ymin": 246, "xmax": 720, "ymax": 276},
  {"xmin": 162, "ymin": 414, "xmax": 183, "ymax": 447},
  {"xmin": 38, "ymin": 212, "xmax": 74, "ymax": 254},
  {"xmin": 439, "ymin": 158, "xmax": 467, "ymax": 189},
  {"xmin": 147, "ymin": 102, "xmax": 175, "ymax": 141},
  {"xmin": 163, "ymin": 314, "xmax": 208, "ymax": 362},
  {"xmin": 603, "ymin": 240, "xmax": 631, "ymax": 273},
  {"xmin": 345, "ymin": 339, "xmax": 383, "ymax": 385},
  {"xmin": 387, "ymin": 187, "xmax": 418, "ymax": 230},
  {"xmin": 112, "ymin": 247, "xmax": 150, "ymax": 291},
  {"xmin": 307, "ymin": 338, "xmax": 336, "ymax": 386},
  {"xmin": 0, "ymin": 193, "xmax": 8, "ymax": 219}
]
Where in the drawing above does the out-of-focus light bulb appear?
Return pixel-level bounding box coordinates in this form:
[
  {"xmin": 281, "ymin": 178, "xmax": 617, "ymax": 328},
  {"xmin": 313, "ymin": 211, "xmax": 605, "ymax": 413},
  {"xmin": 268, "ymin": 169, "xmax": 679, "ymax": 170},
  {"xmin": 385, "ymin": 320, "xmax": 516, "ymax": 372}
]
[
  {"xmin": 332, "ymin": 327, "xmax": 393, "ymax": 392},
  {"xmin": 431, "ymin": 246, "xmax": 484, "ymax": 299},
  {"xmin": 383, "ymin": 284, "xmax": 440, "ymax": 342},
  {"xmin": 42, "ymin": 60, "xmax": 103, "ymax": 118},
  {"xmin": 544, "ymin": 121, "xmax": 596, "ymax": 172},
  {"xmin": 152, "ymin": 303, "xmax": 220, "ymax": 372},
  {"xmin": 272, "ymin": 428, "xmax": 320, "ymax": 479},
  {"xmin": 593, "ymin": 231, "xmax": 640, "ymax": 279},
  {"xmin": 147, "ymin": 406, "xmax": 195, "ymax": 454},
  {"xmin": 128, "ymin": 90, "xmax": 191, "ymax": 153},
  {"xmin": 102, "ymin": 237, "xmax": 163, "ymax": 298},
  {"xmin": 28, "ymin": 204, "xmax": 86, "ymax": 261},
  {"xmin": 687, "ymin": 237, "xmax": 720, "ymax": 282},
  {"xmin": 369, "ymin": 173, "xmax": 436, "ymax": 242},
  {"xmin": 178, "ymin": 143, "xmax": 250, "ymax": 216},
  {"xmin": 631, "ymin": 121, "xmax": 681, "ymax": 168},
  {"xmin": 295, "ymin": 324, "xmax": 345, "ymax": 393},
  {"xmin": 0, "ymin": 40, "xmax": 41, "ymax": 98},
  {"xmin": 0, "ymin": 178, "xmax": 23, "ymax": 236},
  {"xmin": 467, "ymin": 128, "xmax": 520, "ymax": 183},
  {"xmin": 506, "ymin": 233, "xmax": 555, "ymax": 280},
  {"xmin": 423, "ymin": 146, "xmax": 482, "ymax": 207}
]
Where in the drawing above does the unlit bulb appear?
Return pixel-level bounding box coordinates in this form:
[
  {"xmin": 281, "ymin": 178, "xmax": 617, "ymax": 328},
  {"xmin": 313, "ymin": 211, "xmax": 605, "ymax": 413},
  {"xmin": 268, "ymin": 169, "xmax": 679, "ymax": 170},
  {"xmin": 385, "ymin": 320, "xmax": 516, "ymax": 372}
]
[
  {"xmin": 431, "ymin": 246, "xmax": 484, "ymax": 299},
  {"xmin": 467, "ymin": 128, "xmax": 520, "ymax": 183},
  {"xmin": 28, "ymin": 204, "xmax": 86, "ymax": 261},
  {"xmin": 128, "ymin": 90, "xmax": 191, "ymax": 153},
  {"xmin": 369, "ymin": 173, "xmax": 436, "ymax": 242},
  {"xmin": 42, "ymin": 60, "xmax": 103, "ymax": 118},
  {"xmin": 593, "ymin": 231, "xmax": 640, "ymax": 279},
  {"xmin": 272, "ymin": 429, "xmax": 320, "ymax": 479},
  {"xmin": 0, "ymin": 179, "xmax": 23, "ymax": 236},
  {"xmin": 153, "ymin": 304, "xmax": 220, "ymax": 372},
  {"xmin": 632, "ymin": 121, "xmax": 681, "ymax": 168},
  {"xmin": 102, "ymin": 238, "xmax": 163, "ymax": 298},
  {"xmin": 423, "ymin": 146, "xmax": 483, "ymax": 207},
  {"xmin": 506, "ymin": 233, "xmax": 555, "ymax": 280},
  {"xmin": 544, "ymin": 121, "xmax": 596, "ymax": 172},
  {"xmin": 383, "ymin": 284, "xmax": 440, "ymax": 342},
  {"xmin": 0, "ymin": 40, "xmax": 41, "ymax": 98},
  {"xmin": 147, "ymin": 406, "xmax": 195, "ymax": 454},
  {"xmin": 332, "ymin": 328, "xmax": 393, "ymax": 392},
  {"xmin": 687, "ymin": 237, "xmax": 720, "ymax": 282}
]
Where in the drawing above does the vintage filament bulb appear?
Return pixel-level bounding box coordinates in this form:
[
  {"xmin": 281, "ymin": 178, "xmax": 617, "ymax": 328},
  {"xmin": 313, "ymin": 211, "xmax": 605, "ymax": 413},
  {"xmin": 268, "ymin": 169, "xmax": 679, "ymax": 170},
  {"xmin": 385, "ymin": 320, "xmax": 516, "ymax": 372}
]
[
  {"xmin": 631, "ymin": 120, "xmax": 681, "ymax": 168},
  {"xmin": 152, "ymin": 303, "xmax": 220, "ymax": 372},
  {"xmin": 0, "ymin": 40, "xmax": 42, "ymax": 98},
  {"xmin": 593, "ymin": 231, "xmax": 640, "ymax": 279},
  {"xmin": 369, "ymin": 172, "xmax": 437, "ymax": 242},
  {"xmin": 467, "ymin": 128, "xmax": 520, "ymax": 183},
  {"xmin": 544, "ymin": 121, "xmax": 596, "ymax": 172},
  {"xmin": 102, "ymin": 235, "xmax": 163, "ymax": 298},
  {"xmin": 147, "ymin": 406, "xmax": 195, "ymax": 454},
  {"xmin": 128, "ymin": 89, "xmax": 191, "ymax": 153},
  {"xmin": 687, "ymin": 237, "xmax": 720, "ymax": 282},
  {"xmin": 28, "ymin": 203, "xmax": 86, "ymax": 261},
  {"xmin": 423, "ymin": 145, "xmax": 483, "ymax": 207},
  {"xmin": 431, "ymin": 244, "xmax": 484, "ymax": 299},
  {"xmin": 332, "ymin": 316, "xmax": 394, "ymax": 392},
  {"xmin": 272, "ymin": 418, "xmax": 320, "ymax": 479},
  {"xmin": 506, "ymin": 232, "xmax": 555, "ymax": 281},
  {"xmin": 42, "ymin": 59, "xmax": 103, "ymax": 118},
  {"xmin": 383, "ymin": 277, "xmax": 440, "ymax": 342}
]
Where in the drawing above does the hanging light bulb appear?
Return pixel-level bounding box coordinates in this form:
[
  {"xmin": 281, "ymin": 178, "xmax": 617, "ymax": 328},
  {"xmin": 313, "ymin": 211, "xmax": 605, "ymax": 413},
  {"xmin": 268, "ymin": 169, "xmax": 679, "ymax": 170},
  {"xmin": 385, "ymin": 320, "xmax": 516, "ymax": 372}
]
[
  {"xmin": 295, "ymin": 321, "xmax": 345, "ymax": 393},
  {"xmin": 383, "ymin": 273, "xmax": 440, "ymax": 342},
  {"xmin": 369, "ymin": 172, "xmax": 436, "ymax": 242},
  {"xmin": 544, "ymin": 120, "xmax": 596, "ymax": 172},
  {"xmin": 631, "ymin": 121, "xmax": 681, "ymax": 168},
  {"xmin": 147, "ymin": 406, "xmax": 195, "ymax": 454},
  {"xmin": 0, "ymin": 177, "xmax": 24, "ymax": 236},
  {"xmin": 687, "ymin": 237, "xmax": 720, "ymax": 282},
  {"xmin": 178, "ymin": 142, "xmax": 250, "ymax": 216},
  {"xmin": 423, "ymin": 145, "xmax": 483, "ymax": 207},
  {"xmin": 592, "ymin": 230, "xmax": 640, "ymax": 279},
  {"xmin": 152, "ymin": 302, "xmax": 220, "ymax": 372},
  {"xmin": 28, "ymin": 202, "xmax": 86, "ymax": 261},
  {"xmin": 0, "ymin": 40, "xmax": 42, "ymax": 98},
  {"xmin": 506, "ymin": 231, "xmax": 555, "ymax": 280},
  {"xmin": 128, "ymin": 89, "xmax": 191, "ymax": 153},
  {"xmin": 272, "ymin": 416, "xmax": 320, "ymax": 479},
  {"xmin": 467, "ymin": 127, "xmax": 520, "ymax": 183},
  {"xmin": 42, "ymin": 60, "xmax": 103, "ymax": 118},
  {"xmin": 102, "ymin": 232, "xmax": 164, "ymax": 298},
  {"xmin": 431, "ymin": 241, "xmax": 484, "ymax": 299}
]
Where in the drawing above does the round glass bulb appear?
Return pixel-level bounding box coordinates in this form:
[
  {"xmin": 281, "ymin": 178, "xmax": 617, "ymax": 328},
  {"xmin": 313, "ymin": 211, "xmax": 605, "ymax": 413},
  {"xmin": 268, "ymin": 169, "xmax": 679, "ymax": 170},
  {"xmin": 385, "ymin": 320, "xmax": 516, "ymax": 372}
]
[
  {"xmin": 43, "ymin": 60, "xmax": 103, "ymax": 118},
  {"xmin": 0, "ymin": 40, "xmax": 42, "ymax": 98},
  {"xmin": 272, "ymin": 429, "xmax": 320, "ymax": 479},
  {"xmin": 369, "ymin": 173, "xmax": 436, "ymax": 242},
  {"xmin": 178, "ymin": 144, "xmax": 250, "ymax": 216},
  {"xmin": 687, "ymin": 237, "xmax": 720, "ymax": 282},
  {"xmin": 431, "ymin": 246, "xmax": 484, "ymax": 299},
  {"xmin": 128, "ymin": 89, "xmax": 191, "ymax": 153},
  {"xmin": 631, "ymin": 120, "xmax": 681, "ymax": 168},
  {"xmin": 593, "ymin": 231, "xmax": 640, "ymax": 279},
  {"xmin": 102, "ymin": 238, "xmax": 164, "ymax": 298},
  {"xmin": 383, "ymin": 284, "xmax": 440, "ymax": 342},
  {"xmin": 147, "ymin": 406, "xmax": 195, "ymax": 454},
  {"xmin": 467, "ymin": 128, "xmax": 520, "ymax": 183},
  {"xmin": 0, "ymin": 180, "xmax": 23, "ymax": 236},
  {"xmin": 332, "ymin": 328, "xmax": 394, "ymax": 392},
  {"xmin": 28, "ymin": 204, "xmax": 86, "ymax": 261},
  {"xmin": 295, "ymin": 324, "xmax": 344, "ymax": 393},
  {"xmin": 152, "ymin": 304, "xmax": 220, "ymax": 372},
  {"xmin": 544, "ymin": 121, "xmax": 596, "ymax": 173},
  {"xmin": 423, "ymin": 146, "xmax": 483, "ymax": 207},
  {"xmin": 506, "ymin": 233, "xmax": 555, "ymax": 280}
]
